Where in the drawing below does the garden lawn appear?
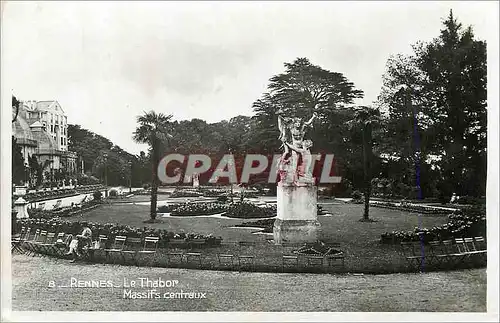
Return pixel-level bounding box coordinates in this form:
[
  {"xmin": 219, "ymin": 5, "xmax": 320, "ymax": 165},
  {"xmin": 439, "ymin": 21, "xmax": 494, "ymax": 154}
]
[
  {"xmin": 66, "ymin": 200, "xmax": 452, "ymax": 273},
  {"xmin": 11, "ymin": 254, "xmax": 486, "ymax": 312}
]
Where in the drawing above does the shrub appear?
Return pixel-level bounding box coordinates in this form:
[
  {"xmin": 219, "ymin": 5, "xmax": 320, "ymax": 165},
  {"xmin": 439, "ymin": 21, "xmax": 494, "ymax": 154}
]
[
  {"xmin": 170, "ymin": 202, "xmax": 228, "ymax": 216},
  {"xmin": 351, "ymin": 190, "xmax": 363, "ymax": 200},
  {"xmin": 216, "ymin": 196, "xmax": 229, "ymax": 203},
  {"xmin": 351, "ymin": 190, "xmax": 364, "ymax": 204},
  {"xmin": 226, "ymin": 202, "xmax": 277, "ymax": 219},
  {"xmin": 109, "ymin": 188, "xmax": 119, "ymax": 197},
  {"xmin": 202, "ymin": 189, "xmax": 226, "ymax": 197},
  {"xmin": 157, "ymin": 202, "xmax": 228, "ymax": 216},
  {"xmin": 93, "ymin": 191, "xmax": 102, "ymax": 201},
  {"xmin": 457, "ymin": 196, "xmax": 485, "ymax": 205},
  {"xmin": 170, "ymin": 190, "xmax": 203, "ymax": 198},
  {"xmin": 380, "ymin": 206, "xmax": 486, "ymax": 244}
]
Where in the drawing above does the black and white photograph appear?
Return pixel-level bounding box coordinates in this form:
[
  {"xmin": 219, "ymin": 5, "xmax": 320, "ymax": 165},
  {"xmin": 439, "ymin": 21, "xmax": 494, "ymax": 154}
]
[{"xmin": 1, "ymin": 1, "xmax": 499, "ymax": 321}]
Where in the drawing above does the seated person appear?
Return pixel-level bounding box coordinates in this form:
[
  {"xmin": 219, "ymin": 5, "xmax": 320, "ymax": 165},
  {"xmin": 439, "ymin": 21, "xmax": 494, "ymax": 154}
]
[{"xmin": 66, "ymin": 224, "xmax": 93, "ymax": 262}]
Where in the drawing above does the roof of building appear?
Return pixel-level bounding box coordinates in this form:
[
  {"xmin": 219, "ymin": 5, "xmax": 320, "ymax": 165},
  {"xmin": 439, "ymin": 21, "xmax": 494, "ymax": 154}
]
[
  {"xmin": 35, "ymin": 101, "xmax": 65, "ymax": 114},
  {"xmin": 35, "ymin": 101, "xmax": 56, "ymax": 110},
  {"xmin": 12, "ymin": 113, "xmax": 35, "ymax": 142},
  {"xmin": 29, "ymin": 121, "xmax": 44, "ymax": 128}
]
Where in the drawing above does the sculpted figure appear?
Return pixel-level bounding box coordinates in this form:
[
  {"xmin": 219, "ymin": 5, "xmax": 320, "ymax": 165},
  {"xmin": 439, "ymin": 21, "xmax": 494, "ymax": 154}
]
[{"xmin": 277, "ymin": 107, "xmax": 317, "ymax": 183}]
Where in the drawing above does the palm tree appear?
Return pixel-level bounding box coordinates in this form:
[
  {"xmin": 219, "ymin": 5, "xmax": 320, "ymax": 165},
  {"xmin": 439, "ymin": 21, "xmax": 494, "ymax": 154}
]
[
  {"xmin": 133, "ymin": 111, "xmax": 173, "ymax": 221},
  {"xmin": 348, "ymin": 106, "xmax": 381, "ymax": 221}
]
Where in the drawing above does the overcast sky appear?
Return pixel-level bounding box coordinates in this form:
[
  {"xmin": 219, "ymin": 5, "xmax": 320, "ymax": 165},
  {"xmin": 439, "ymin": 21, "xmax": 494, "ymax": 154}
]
[{"xmin": 3, "ymin": 1, "xmax": 498, "ymax": 155}]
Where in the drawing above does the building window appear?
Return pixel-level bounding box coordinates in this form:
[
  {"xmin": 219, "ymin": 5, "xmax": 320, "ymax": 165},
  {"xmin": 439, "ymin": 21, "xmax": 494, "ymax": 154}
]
[
  {"xmin": 61, "ymin": 137, "xmax": 63, "ymax": 145},
  {"xmin": 51, "ymin": 125, "xmax": 53, "ymax": 132}
]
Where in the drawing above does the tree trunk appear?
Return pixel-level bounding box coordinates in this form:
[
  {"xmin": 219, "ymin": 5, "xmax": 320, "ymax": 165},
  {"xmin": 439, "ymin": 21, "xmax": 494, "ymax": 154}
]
[
  {"xmin": 150, "ymin": 140, "xmax": 159, "ymax": 220},
  {"xmin": 362, "ymin": 123, "xmax": 372, "ymax": 220}
]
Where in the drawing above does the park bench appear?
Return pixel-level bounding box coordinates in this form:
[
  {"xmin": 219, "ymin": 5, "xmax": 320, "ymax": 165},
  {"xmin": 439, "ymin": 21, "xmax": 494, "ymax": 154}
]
[
  {"xmin": 120, "ymin": 237, "xmax": 143, "ymax": 265},
  {"xmin": 237, "ymin": 241, "xmax": 255, "ymax": 271},
  {"xmin": 401, "ymin": 237, "xmax": 486, "ymax": 271},
  {"xmin": 166, "ymin": 252, "xmax": 184, "ymax": 266},
  {"xmin": 50, "ymin": 232, "xmax": 70, "ymax": 257},
  {"xmin": 217, "ymin": 254, "xmax": 235, "ymax": 268},
  {"xmin": 455, "ymin": 237, "xmax": 487, "ymax": 264},
  {"xmin": 19, "ymin": 227, "xmax": 32, "ymax": 255},
  {"xmin": 325, "ymin": 251, "xmax": 345, "ymax": 270},
  {"xmin": 135, "ymin": 236, "xmax": 160, "ymax": 266},
  {"xmin": 30, "ymin": 230, "xmax": 48, "ymax": 256},
  {"xmin": 400, "ymin": 241, "xmax": 426, "ymax": 270},
  {"xmin": 185, "ymin": 252, "xmax": 203, "ymax": 267},
  {"xmin": 11, "ymin": 236, "xmax": 23, "ymax": 254},
  {"xmin": 12, "ymin": 227, "xmax": 29, "ymax": 254},
  {"xmin": 282, "ymin": 255, "xmax": 299, "ymax": 272},
  {"xmin": 306, "ymin": 255, "xmax": 324, "ymax": 269},
  {"xmin": 37, "ymin": 232, "xmax": 58, "ymax": 256},
  {"xmin": 104, "ymin": 235, "xmax": 127, "ymax": 264},
  {"xmin": 237, "ymin": 255, "xmax": 255, "ymax": 271},
  {"xmin": 120, "ymin": 236, "xmax": 159, "ymax": 266},
  {"xmin": 80, "ymin": 235, "xmax": 108, "ymax": 262}
]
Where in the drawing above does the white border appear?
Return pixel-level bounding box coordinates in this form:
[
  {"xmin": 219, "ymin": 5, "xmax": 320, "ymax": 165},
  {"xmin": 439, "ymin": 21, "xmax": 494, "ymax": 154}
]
[{"xmin": 1, "ymin": 1, "xmax": 499, "ymax": 322}]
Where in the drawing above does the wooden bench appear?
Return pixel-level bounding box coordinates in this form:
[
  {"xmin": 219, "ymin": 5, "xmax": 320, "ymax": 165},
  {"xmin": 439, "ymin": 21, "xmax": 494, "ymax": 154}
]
[
  {"xmin": 217, "ymin": 254, "xmax": 235, "ymax": 268},
  {"xmin": 237, "ymin": 242, "xmax": 255, "ymax": 271},
  {"xmin": 402, "ymin": 237, "xmax": 486, "ymax": 271},
  {"xmin": 237, "ymin": 255, "xmax": 255, "ymax": 271},
  {"xmin": 306, "ymin": 255, "xmax": 324, "ymax": 268},
  {"xmin": 282, "ymin": 255, "xmax": 299, "ymax": 271},
  {"xmin": 400, "ymin": 241, "xmax": 425, "ymax": 270},
  {"xmin": 185, "ymin": 252, "xmax": 202, "ymax": 267},
  {"xmin": 104, "ymin": 236, "xmax": 127, "ymax": 264},
  {"xmin": 324, "ymin": 243, "xmax": 345, "ymax": 271},
  {"xmin": 120, "ymin": 237, "xmax": 143, "ymax": 265},
  {"xmin": 135, "ymin": 237, "xmax": 160, "ymax": 266},
  {"xmin": 166, "ymin": 252, "xmax": 184, "ymax": 266},
  {"xmin": 455, "ymin": 237, "xmax": 487, "ymax": 264}
]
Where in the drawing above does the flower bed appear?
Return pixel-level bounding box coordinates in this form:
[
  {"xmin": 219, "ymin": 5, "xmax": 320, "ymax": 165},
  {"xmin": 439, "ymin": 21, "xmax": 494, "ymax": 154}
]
[
  {"xmin": 225, "ymin": 202, "xmax": 277, "ymax": 219},
  {"xmin": 170, "ymin": 190, "xmax": 203, "ymax": 198},
  {"xmin": 18, "ymin": 189, "xmax": 79, "ymax": 203},
  {"xmin": 28, "ymin": 201, "xmax": 103, "ymax": 219},
  {"xmin": 372, "ymin": 201, "xmax": 452, "ymax": 215},
  {"xmin": 201, "ymin": 189, "xmax": 227, "ymax": 197},
  {"xmin": 157, "ymin": 202, "xmax": 228, "ymax": 216},
  {"xmin": 158, "ymin": 201, "xmax": 277, "ymax": 219},
  {"xmin": 14, "ymin": 218, "xmax": 222, "ymax": 248},
  {"xmin": 380, "ymin": 206, "xmax": 486, "ymax": 244}
]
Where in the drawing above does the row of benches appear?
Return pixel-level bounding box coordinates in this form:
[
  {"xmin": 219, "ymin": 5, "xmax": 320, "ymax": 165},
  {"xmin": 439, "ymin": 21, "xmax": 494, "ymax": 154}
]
[
  {"xmin": 12, "ymin": 226, "xmax": 346, "ymax": 272},
  {"xmin": 400, "ymin": 236, "xmax": 487, "ymax": 271}
]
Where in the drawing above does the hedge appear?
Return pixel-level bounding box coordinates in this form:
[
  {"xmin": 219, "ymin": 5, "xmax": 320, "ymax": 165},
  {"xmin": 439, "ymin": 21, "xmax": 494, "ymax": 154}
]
[{"xmin": 380, "ymin": 206, "xmax": 486, "ymax": 244}]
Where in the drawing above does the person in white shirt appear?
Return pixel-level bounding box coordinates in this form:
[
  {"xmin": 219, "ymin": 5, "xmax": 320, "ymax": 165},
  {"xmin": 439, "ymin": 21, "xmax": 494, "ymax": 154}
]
[{"xmin": 66, "ymin": 224, "xmax": 93, "ymax": 263}]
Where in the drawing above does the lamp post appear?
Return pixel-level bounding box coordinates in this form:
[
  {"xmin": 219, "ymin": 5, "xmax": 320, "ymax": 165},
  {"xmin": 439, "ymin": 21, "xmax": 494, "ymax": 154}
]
[
  {"xmin": 229, "ymin": 148, "xmax": 234, "ymax": 203},
  {"xmin": 24, "ymin": 162, "xmax": 29, "ymax": 188},
  {"xmin": 103, "ymin": 152, "xmax": 108, "ymax": 197},
  {"xmin": 128, "ymin": 161, "xmax": 132, "ymax": 194}
]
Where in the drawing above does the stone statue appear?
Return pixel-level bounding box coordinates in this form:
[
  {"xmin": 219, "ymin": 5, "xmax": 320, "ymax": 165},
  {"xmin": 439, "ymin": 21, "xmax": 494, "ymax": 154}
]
[{"xmin": 277, "ymin": 107, "xmax": 317, "ymax": 183}]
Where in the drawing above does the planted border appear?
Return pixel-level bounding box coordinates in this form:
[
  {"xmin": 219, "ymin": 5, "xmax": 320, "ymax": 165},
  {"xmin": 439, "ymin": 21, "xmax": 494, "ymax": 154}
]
[{"xmin": 380, "ymin": 207, "xmax": 486, "ymax": 244}]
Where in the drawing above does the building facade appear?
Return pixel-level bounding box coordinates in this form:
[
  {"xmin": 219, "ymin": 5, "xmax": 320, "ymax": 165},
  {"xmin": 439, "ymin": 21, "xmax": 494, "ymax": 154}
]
[{"xmin": 12, "ymin": 100, "xmax": 77, "ymax": 185}]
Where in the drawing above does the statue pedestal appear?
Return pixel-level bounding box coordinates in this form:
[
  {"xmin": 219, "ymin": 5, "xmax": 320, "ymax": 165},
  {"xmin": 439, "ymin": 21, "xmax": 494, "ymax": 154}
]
[
  {"xmin": 273, "ymin": 181, "xmax": 321, "ymax": 244},
  {"xmin": 14, "ymin": 197, "xmax": 30, "ymax": 219}
]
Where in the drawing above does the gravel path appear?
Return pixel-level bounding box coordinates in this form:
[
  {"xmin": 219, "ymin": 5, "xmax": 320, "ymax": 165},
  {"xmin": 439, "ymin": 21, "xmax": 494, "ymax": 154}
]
[{"xmin": 11, "ymin": 255, "xmax": 486, "ymax": 312}]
